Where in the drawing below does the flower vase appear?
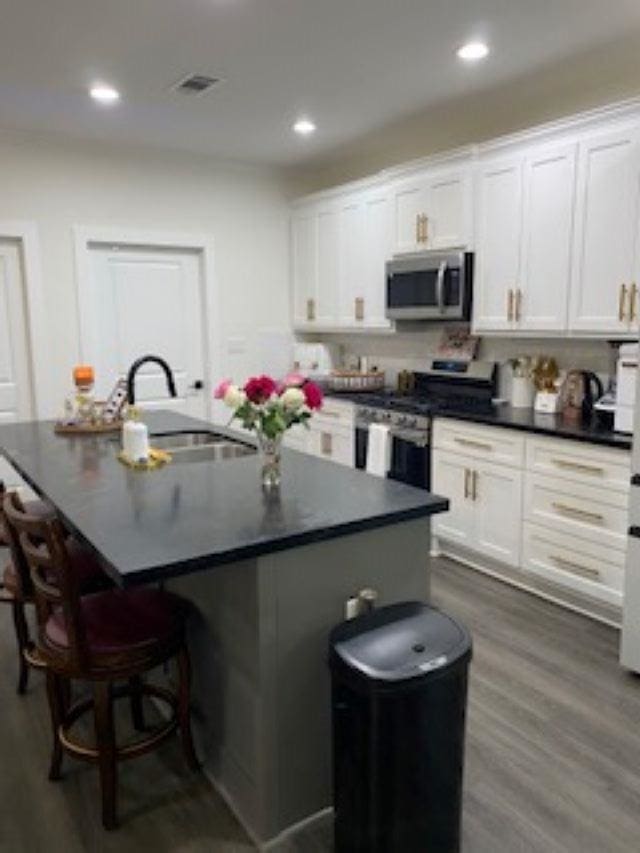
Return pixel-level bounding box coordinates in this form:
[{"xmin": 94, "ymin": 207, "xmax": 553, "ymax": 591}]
[{"xmin": 257, "ymin": 432, "xmax": 283, "ymax": 489}]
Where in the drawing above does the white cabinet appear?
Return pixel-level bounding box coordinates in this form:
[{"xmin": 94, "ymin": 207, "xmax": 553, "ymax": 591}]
[
  {"xmin": 474, "ymin": 142, "xmax": 576, "ymax": 333},
  {"xmin": 292, "ymin": 209, "xmax": 317, "ymax": 327},
  {"xmin": 432, "ymin": 447, "xmax": 523, "ymax": 568},
  {"xmin": 291, "ymin": 202, "xmax": 340, "ymax": 328},
  {"xmin": 569, "ymin": 127, "xmax": 640, "ymax": 334},
  {"xmin": 473, "ymin": 157, "xmax": 523, "ymax": 332},
  {"xmin": 519, "ymin": 143, "xmax": 576, "ymax": 331},
  {"xmin": 391, "ymin": 166, "xmax": 471, "ymax": 255}
]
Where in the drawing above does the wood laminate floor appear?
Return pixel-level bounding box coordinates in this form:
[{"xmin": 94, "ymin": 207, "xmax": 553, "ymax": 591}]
[{"xmin": 1, "ymin": 556, "xmax": 639, "ymax": 852}]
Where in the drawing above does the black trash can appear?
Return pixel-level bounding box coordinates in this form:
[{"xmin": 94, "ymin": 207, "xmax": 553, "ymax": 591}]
[{"xmin": 329, "ymin": 601, "xmax": 472, "ymax": 853}]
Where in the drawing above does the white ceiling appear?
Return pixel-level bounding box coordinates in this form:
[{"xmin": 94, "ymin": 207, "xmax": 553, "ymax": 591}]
[{"xmin": 2, "ymin": 0, "xmax": 640, "ymax": 167}]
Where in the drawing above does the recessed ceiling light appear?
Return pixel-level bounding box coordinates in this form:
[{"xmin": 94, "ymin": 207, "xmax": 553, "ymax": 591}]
[
  {"xmin": 293, "ymin": 118, "xmax": 316, "ymax": 136},
  {"xmin": 89, "ymin": 84, "xmax": 121, "ymax": 104},
  {"xmin": 457, "ymin": 41, "xmax": 489, "ymax": 62}
]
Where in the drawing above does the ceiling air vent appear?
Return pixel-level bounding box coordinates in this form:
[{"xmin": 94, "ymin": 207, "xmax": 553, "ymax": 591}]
[{"xmin": 171, "ymin": 74, "xmax": 222, "ymax": 96}]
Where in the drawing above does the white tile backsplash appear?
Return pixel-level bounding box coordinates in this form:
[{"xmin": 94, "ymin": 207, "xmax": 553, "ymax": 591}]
[{"xmin": 299, "ymin": 328, "xmax": 618, "ymax": 399}]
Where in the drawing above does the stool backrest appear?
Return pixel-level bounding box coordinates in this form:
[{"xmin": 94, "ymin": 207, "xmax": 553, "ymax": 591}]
[
  {"xmin": 0, "ymin": 485, "xmax": 34, "ymax": 600},
  {"xmin": 2, "ymin": 491, "xmax": 88, "ymax": 671}
]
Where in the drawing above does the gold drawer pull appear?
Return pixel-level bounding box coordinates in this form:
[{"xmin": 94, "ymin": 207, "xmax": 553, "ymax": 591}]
[
  {"xmin": 454, "ymin": 437, "xmax": 492, "ymax": 452},
  {"xmin": 306, "ymin": 298, "xmax": 315, "ymax": 322},
  {"xmin": 321, "ymin": 432, "xmax": 332, "ymax": 455},
  {"xmin": 619, "ymin": 283, "xmax": 628, "ymax": 322},
  {"xmin": 319, "ymin": 410, "xmax": 341, "ymax": 419},
  {"xmin": 354, "ymin": 297, "xmax": 365, "ymax": 321},
  {"xmin": 472, "ymin": 469, "xmax": 478, "ymax": 501},
  {"xmin": 507, "ymin": 288, "xmax": 514, "ymax": 322},
  {"xmin": 551, "ymin": 502, "xmax": 604, "ymax": 523},
  {"xmin": 550, "ymin": 555, "xmax": 600, "ymax": 581},
  {"xmin": 464, "ymin": 468, "xmax": 470, "ymax": 499},
  {"xmin": 631, "ymin": 283, "xmax": 638, "ymax": 323},
  {"xmin": 515, "ymin": 288, "xmax": 522, "ymax": 322},
  {"xmin": 551, "ymin": 458, "xmax": 604, "ymax": 476}
]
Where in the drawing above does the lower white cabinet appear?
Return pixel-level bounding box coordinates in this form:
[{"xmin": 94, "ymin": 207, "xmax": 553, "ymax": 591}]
[
  {"xmin": 432, "ymin": 449, "xmax": 523, "ymax": 568},
  {"xmin": 284, "ymin": 399, "xmax": 355, "ymax": 468},
  {"xmin": 433, "ymin": 418, "xmax": 631, "ymax": 615}
]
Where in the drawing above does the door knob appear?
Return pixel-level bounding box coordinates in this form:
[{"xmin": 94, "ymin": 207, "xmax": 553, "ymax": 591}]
[{"xmin": 190, "ymin": 380, "xmax": 204, "ymax": 391}]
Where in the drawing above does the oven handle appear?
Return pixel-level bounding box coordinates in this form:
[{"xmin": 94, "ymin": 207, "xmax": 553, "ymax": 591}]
[{"xmin": 436, "ymin": 260, "xmax": 447, "ymax": 314}]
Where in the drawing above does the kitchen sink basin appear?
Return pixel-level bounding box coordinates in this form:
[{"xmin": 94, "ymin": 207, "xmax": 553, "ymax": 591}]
[{"xmin": 149, "ymin": 430, "xmax": 257, "ymax": 463}]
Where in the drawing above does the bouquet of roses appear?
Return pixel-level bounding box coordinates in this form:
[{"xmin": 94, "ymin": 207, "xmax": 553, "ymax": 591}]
[{"xmin": 214, "ymin": 373, "xmax": 324, "ymax": 439}]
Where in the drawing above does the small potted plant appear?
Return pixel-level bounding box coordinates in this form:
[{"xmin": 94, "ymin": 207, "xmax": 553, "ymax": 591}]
[{"xmin": 214, "ymin": 373, "xmax": 323, "ymax": 488}]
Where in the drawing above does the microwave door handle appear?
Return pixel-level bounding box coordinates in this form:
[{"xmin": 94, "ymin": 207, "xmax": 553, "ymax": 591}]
[{"xmin": 436, "ymin": 260, "xmax": 447, "ymax": 314}]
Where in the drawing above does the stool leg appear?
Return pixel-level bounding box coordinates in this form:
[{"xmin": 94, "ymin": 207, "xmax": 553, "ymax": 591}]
[
  {"xmin": 93, "ymin": 681, "xmax": 118, "ymax": 830},
  {"xmin": 46, "ymin": 671, "xmax": 65, "ymax": 781},
  {"xmin": 176, "ymin": 646, "xmax": 199, "ymax": 771},
  {"xmin": 129, "ymin": 675, "xmax": 146, "ymax": 732},
  {"xmin": 11, "ymin": 599, "xmax": 30, "ymax": 695}
]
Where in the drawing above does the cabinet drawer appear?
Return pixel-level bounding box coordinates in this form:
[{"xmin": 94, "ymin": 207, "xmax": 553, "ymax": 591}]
[
  {"xmin": 310, "ymin": 427, "xmax": 354, "ymax": 467},
  {"xmin": 523, "ymin": 472, "xmax": 628, "ymax": 551},
  {"xmin": 525, "ymin": 435, "xmax": 631, "ymax": 493},
  {"xmin": 433, "ymin": 419, "xmax": 525, "ymax": 468},
  {"xmin": 522, "ymin": 522, "xmax": 624, "ymax": 607},
  {"xmin": 315, "ymin": 398, "xmax": 355, "ymax": 429}
]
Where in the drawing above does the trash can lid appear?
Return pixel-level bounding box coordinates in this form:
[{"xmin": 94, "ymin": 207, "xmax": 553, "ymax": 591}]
[{"xmin": 330, "ymin": 601, "xmax": 471, "ymax": 684}]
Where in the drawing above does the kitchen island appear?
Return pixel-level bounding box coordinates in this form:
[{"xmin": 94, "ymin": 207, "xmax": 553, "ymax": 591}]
[{"xmin": 0, "ymin": 411, "xmax": 448, "ymax": 848}]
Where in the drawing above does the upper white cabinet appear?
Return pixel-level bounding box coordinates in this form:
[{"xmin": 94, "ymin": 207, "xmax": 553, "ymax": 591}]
[
  {"xmin": 473, "ymin": 157, "xmax": 523, "ymax": 332},
  {"xmin": 569, "ymin": 127, "xmax": 640, "ymax": 334},
  {"xmin": 391, "ymin": 166, "xmax": 471, "ymax": 254},
  {"xmin": 473, "ymin": 142, "xmax": 576, "ymax": 333},
  {"xmin": 292, "ymin": 208, "xmax": 317, "ymax": 327}
]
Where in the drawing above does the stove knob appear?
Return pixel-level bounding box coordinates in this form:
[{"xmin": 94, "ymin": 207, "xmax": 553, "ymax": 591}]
[
  {"xmin": 397, "ymin": 415, "xmax": 407, "ymax": 426},
  {"xmin": 406, "ymin": 417, "xmax": 417, "ymax": 428},
  {"xmin": 381, "ymin": 412, "xmax": 392, "ymax": 422}
]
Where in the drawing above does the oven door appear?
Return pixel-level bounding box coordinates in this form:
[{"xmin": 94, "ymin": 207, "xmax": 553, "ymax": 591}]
[
  {"xmin": 389, "ymin": 434, "xmax": 430, "ymax": 490},
  {"xmin": 386, "ymin": 250, "xmax": 471, "ymax": 321},
  {"xmin": 356, "ymin": 426, "xmax": 430, "ymax": 490}
]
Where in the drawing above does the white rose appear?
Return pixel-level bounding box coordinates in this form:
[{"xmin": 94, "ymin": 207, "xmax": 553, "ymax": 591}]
[
  {"xmin": 280, "ymin": 387, "xmax": 305, "ymax": 411},
  {"xmin": 224, "ymin": 385, "xmax": 247, "ymax": 409}
]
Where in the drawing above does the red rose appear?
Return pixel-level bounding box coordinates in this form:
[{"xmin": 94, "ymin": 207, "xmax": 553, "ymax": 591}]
[
  {"xmin": 244, "ymin": 375, "xmax": 277, "ymax": 404},
  {"xmin": 303, "ymin": 381, "xmax": 323, "ymax": 410}
]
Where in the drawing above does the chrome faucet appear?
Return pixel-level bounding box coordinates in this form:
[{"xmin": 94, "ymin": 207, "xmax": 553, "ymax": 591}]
[{"xmin": 126, "ymin": 355, "xmax": 177, "ymax": 405}]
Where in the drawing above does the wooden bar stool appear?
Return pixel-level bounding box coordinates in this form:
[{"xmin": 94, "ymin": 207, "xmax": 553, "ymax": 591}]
[
  {"xmin": 0, "ymin": 487, "xmax": 110, "ymax": 693},
  {"xmin": 4, "ymin": 491, "xmax": 199, "ymax": 830}
]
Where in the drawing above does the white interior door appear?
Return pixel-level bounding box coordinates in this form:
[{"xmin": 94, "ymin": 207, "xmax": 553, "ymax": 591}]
[
  {"xmin": 81, "ymin": 242, "xmax": 207, "ymax": 418},
  {"xmin": 0, "ymin": 237, "xmax": 34, "ymax": 487}
]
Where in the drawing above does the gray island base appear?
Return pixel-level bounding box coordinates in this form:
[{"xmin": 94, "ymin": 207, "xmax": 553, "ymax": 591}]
[
  {"xmin": 0, "ymin": 411, "xmax": 446, "ymax": 849},
  {"xmin": 170, "ymin": 516, "xmax": 431, "ymax": 849}
]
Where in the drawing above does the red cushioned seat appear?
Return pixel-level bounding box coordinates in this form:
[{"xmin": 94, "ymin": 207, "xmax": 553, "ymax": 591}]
[{"xmin": 45, "ymin": 588, "xmax": 186, "ymax": 655}]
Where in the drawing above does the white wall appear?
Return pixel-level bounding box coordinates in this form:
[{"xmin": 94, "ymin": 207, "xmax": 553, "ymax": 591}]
[{"xmin": 0, "ymin": 130, "xmax": 292, "ymax": 419}]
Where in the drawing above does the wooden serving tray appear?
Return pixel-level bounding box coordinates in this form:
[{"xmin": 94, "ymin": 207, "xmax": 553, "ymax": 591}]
[{"xmin": 54, "ymin": 421, "xmax": 123, "ymax": 435}]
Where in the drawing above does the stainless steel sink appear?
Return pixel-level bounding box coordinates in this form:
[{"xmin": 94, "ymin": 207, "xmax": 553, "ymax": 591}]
[{"xmin": 149, "ymin": 430, "xmax": 257, "ymax": 464}]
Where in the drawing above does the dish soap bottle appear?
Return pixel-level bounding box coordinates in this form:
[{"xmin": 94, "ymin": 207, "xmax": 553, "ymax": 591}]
[{"xmin": 122, "ymin": 406, "xmax": 149, "ymax": 463}]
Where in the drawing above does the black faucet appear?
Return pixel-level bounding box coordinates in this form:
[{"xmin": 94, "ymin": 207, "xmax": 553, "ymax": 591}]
[{"xmin": 126, "ymin": 355, "xmax": 177, "ymax": 405}]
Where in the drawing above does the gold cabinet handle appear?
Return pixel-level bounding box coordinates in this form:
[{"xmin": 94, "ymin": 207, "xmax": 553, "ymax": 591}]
[
  {"xmin": 619, "ymin": 284, "xmax": 628, "ymax": 322},
  {"xmin": 464, "ymin": 468, "xmax": 470, "ymax": 499},
  {"xmin": 306, "ymin": 298, "xmax": 315, "ymax": 322},
  {"xmin": 421, "ymin": 214, "xmax": 429, "ymax": 244},
  {"xmin": 321, "ymin": 432, "xmax": 332, "ymax": 455},
  {"xmin": 507, "ymin": 288, "xmax": 514, "ymax": 322},
  {"xmin": 630, "ymin": 283, "xmax": 638, "ymax": 323},
  {"xmin": 515, "ymin": 288, "xmax": 522, "ymax": 323},
  {"xmin": 551, "ymin": 502, "xmax": 604, "ymax": 524},
  {"xmin": 354, "ymin": 297, "xmax": 365, "ymax": 321},
  {"xmin": 454, "ymin": 436, "xmax": 492, "ymax": 452},
  {"xmin": 551, "ymin": 458, "xmax": 604, "ymax": 476},
  {"xmin": 415, "ymin": 214, "xmax": 421, "ymax": 244},
  {"xmin": 550, "ymin": 554, "xmax": 600, "ymax": 581},
  {"xmin": 472, "ymin": 470, "xmax": 478, "ymax": 501}
]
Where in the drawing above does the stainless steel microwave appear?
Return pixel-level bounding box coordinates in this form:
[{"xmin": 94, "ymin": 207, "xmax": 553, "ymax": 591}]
[{"xmin": 385, "ymin": 249, "xmax": 473, "ymax": 321}]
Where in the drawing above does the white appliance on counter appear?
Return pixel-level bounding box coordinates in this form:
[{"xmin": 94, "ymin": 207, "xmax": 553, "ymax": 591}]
[
  {"xmin": 615, "ymin": 343, "xmax": 639, "ymax": 434},
  {"xmin": 292, "ymin": 343, "xmax": 338, "ymax": 379}
]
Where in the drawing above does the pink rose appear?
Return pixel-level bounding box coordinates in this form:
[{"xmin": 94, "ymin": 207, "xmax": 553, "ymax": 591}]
[
  {"xmin": 303, "ymin": 381, "xmax": 323, "ymax": 410},
  {"xmin": 244, "ymin": 375, "xmax": 277, "ymax": 404},
  {"xmin": 214, "ymin": 379, "xmax": 232, "ymax": 399}
]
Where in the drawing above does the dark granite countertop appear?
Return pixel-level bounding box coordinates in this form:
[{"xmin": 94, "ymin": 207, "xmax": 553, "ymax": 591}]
[
  {"xmin": 0, "ymin": 411, "xmax": 448, "ymax": 587},
  {"xmin": 325, "ymin": 392, "xmax": 631, "ymax": 450}
]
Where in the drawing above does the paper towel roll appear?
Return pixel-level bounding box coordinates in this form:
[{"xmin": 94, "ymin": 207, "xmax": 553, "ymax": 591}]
[{"xmin": 366, "ymin": 423, "xmax": 391, "ymax": 478}]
